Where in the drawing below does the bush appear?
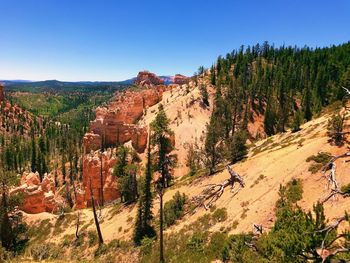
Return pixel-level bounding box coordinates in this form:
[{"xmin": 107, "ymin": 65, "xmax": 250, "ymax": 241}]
[
  {"xmin": 306, "ymin": 152, "xmax": 332, "ymax": 164},
  {"xmin": 306, "ymin": 152, "xmax": 332, "ymax": 174},
  {"xmin": 327, "ymin": 114, "xmax": 345, "ymax": 146},
  {"xmin": 30, "ymin": 243, "xmax": 61, "ymax": 261},
  {"xmin": 88, "ymin": 230, "xmax": 98, "ymax": 247},
  {"xmin": 94, "ymin": 244, "xmax": 108, "ymax": 257},
  {"xmin": 286, "ymin": 178, "xmax": 303, "ymax": 203},
  {"xmin": 341, "ymin": 183, "xmax": 350, "ymax": 194},
  {"xmin": 212, "ymin": 208, "xmax": 228, "ymax": 222},
  {"xmin": 140, "ymin": 236, "xmax": 155, "ymax": 256},
  {"xmin": 187, "ymin": 232, "xmax": 207, "ymax": 252},
  {"xmin": 164, "ymin": 191, "xmax": 187, "ymax": 228}
]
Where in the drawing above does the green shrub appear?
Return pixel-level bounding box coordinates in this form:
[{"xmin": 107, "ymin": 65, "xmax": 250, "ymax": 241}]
[
  {"xmin": 306, "ymin": 152, "xmax": 332, "ymax": 164},
  {"xmin": 308, "ymin": 163, "xmax": 323, "ymax": 174},
  {"xmin": 88, "ymin": 230, "xmax": 98, "ymax": 247},
  {"xmin": 30, "ymin": 243, "xmax": 61, "ymax": 261},
  {"xmin": 327, "ymin": 114, "xmax": 345, "ymax": 146},
  {"xmin": 306, "ymin": 152, "xmax": 332, "ymax": 174},
  {"xmin": 164, "ymin": 191, "xmax": 187, "ymax": 227},
  {"xmin": 286, "ymin": 178, "xmax": 303, "ymax": 203},
  {"xmin": 341, "ymin": 183, "xmax": 350, "ymax": 194},
  {"xmin": 140, "ymin": 236, "xmax": 155, "ymax": 255},
  {"xmin": 94, "ymin": 244, "xmax": 108, "ymax": 257},
  {"xmin": 212, "ymin": 208, "xmax": 228, "ymax": 222},
  {"xmin": 187, "ymin": 231, "xmax": 208, "ymax": 252}
]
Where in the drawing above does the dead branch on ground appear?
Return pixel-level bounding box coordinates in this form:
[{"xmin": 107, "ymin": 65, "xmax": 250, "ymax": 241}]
[{"xmin": 190, "ymin": 165, "xmax": 244, "ymax": 211}]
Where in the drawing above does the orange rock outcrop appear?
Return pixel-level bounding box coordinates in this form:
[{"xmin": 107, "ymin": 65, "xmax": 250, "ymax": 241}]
[
  {"xmin": 173, "ymin": 74, "xmax": 190, "ymax": 85},
  {"xmin": 84, "ymin": 87, "xmax": 164, "ymax": 153},
  {"xmin": 11, "ymin": 172, "xmax": 61, "ymax": 214},
  {"xmin": 134, "ymin": 71, "xmax": 164, "ymax": 87},
  {"xmin": 74, "ymin": 150, "xmax": 119, "ymax": 209}
]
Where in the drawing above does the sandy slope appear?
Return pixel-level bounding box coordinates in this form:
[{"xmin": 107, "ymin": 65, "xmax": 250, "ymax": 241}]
[
  {"xmin": 23, "ymin": 105, "xmax": 350, "ymax": 246},
  {"xmin": 139, "ymin": 81, "xmax": 215, "ymax": 177}
]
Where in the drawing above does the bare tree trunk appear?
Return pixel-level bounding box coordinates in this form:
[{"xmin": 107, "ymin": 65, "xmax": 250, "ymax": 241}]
[
  {"xmin": 159, "ymin": 190, "xmax": 164, "ymax": 263},
  {"xmin": 75, "ymin": 212, "xmax": 80, "ymax": 240},
  {"xmin": 90, "ymin": 179, "xmax": 103, "ymax": 245}
]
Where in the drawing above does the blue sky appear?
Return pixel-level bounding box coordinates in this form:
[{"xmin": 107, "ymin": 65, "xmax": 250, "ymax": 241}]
[{"xmin": 0, "ymin": 0, "xmax": 349, "ymax": 81}]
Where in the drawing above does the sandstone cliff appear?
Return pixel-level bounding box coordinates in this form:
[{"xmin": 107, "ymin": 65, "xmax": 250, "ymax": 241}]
[
  {"xmin": 134, "ymin": 71, "xmax": 164, "ymax": 87},
  {"xmin": 11, "ymin": 172, "xmax": 62, "ymax": 214},
  {"xmin": 83, "ymin": 87, "xmax": 164, "ymax": 153},
  {"xmin": 173, "ymin": 74, "xmax": 190, "ymax": 85},
  {"xmin": 75, "ymin": 149, "xmax": 119, "ymax": 209}
]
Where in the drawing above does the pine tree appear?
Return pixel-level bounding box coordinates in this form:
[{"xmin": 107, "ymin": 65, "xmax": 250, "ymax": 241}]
[
  {"xmin": 291, "ymin": 110, "xmax": 303, "ymax": 132},
  {"xmin": 264, "ymin": 100, "xmax": 277, "ymax": 136},
  {"xmin": 303, "ymin": 83, "xmax": 313, "ymax": 122},
  {"xmin": 30, "ymin": 133, "xmax": 37, "ymax": 173},
  {"xmin": 229, "ymin": 131, "xmax": 247, "ymax": 164},
  {"xmin": 204, "ymin": 116, "xmax": 223, "ymax": 174},
  {"xmin": 150, "ymin": 105, "xmax": 176, "ymax": 263},
  {"xmin": 133, "ymin": 138, "xmax": 155, "ymax": 245}
]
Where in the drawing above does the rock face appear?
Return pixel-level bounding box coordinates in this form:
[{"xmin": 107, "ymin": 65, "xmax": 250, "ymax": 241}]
[
  {"xmin": 134, "ymin": 71, "xmax": 164, "ymax": 87},
  {"xmin": 173, "ymin": 74, "xmax": 190, "ymax": 85},
  {"xmin": 84, "ymin": 87, "xmax": 163, "ymax": 153},
  {"xmin": 0, "ymin": 84, "xmax": 4, "ymax": 102},
  {"xmin": 11, "ymin": 172, "xmax": 61, "ymax": 214},
  {"xmin": 75, "ymin": 150, "xmax": 119, "ymax": 209}
]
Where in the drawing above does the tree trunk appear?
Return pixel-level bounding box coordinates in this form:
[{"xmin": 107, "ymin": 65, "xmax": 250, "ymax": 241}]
[
  {"xmin": 90, "ymin": 179, "xmax": 103, "ymax": 245},
  {"xmin": 75, "ymin": 212, "xmax": 80, "ymax": 240},
  {"xmin": 159, "ymin": 191, "xmax": 164, "ymax": 263}
]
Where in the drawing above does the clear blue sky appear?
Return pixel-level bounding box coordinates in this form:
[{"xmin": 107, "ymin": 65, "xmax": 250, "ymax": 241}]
[{"xmin": 0, "ymin": 0, "xmax": 349, "ymax": 81}]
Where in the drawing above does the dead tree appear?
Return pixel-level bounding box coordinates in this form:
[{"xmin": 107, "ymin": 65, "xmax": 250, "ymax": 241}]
[
  {"xmin": 320, "ymin": 152, "xmax": 350, "ymax": 203},
  {"xmin": 75, "ymin": 211, "xmax": 80, "ymax": 240},
  {"xmin": 191, "ymin": 165, "xmax": 245, "ymax": 210},
  {"xmin": 314, "ymin": 215, "xmax": 349, "ymax": 262},
  {"xmin": 89, "ymin": 178, "xmax": 104, "ymax": 245},
  {"xmin": 253, "ymin": 223, "xmax": 264, "ymax": 235}
]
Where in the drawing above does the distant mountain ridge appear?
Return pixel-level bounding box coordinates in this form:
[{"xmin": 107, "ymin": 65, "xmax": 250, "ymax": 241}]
[
  {"xmin": 0, "ymin": 73, "xmax": 184, "ymax": 93},
  {"xmin": 0, "ymin": 75, "xmax": 175, "ymax": 86}
]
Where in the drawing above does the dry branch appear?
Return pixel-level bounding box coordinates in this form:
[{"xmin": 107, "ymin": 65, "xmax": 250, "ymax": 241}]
[{"xmin": 190, "ymin": 165, "xmax": 244, "ymax": 211}]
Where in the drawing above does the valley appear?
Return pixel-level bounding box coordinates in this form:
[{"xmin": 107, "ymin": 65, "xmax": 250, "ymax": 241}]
[{"xmin": 1, "ymin": 39, "xmax": 350, "ymax": 262}]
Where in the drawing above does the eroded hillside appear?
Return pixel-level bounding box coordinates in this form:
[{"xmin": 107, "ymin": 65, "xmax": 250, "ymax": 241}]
[{"xmin": 17, "ymin": 97, "xmax": 350, "ymax": 262}]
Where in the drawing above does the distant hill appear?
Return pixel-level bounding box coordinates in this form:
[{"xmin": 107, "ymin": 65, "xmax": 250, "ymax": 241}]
[
  {"xmin": 2, "ymin": 79, "xmax": 128, "ymax": 94},
  {"xmin": 1, "ymin": 74, "xmax": 177, "ymax": 93}
]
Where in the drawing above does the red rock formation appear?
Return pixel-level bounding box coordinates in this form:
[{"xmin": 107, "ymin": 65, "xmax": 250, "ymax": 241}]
[
  {"xmin": 75, "ymin": 150, "xmax": 119, "ymax": 209},
  {"xmin": 83, "ymin": 132, "xmax": 102, "ymax": 153},
  {"xmin": 134, "ymin": 71, "xmax": 164, "ymax": 87},
  {"xmin": 84, "ymin": 87, "xmax": 164, "ymax": 153},
  {"xmin": 173, "ymin": 74, "xmax": 190, "ymax": 85},
  {"xmin": 0, "ymin": 84, "xmax": 4, "ymax": 102},
  {"xmin": 11, "ymin": 172, "xmax": 62, "ymax": 214}
]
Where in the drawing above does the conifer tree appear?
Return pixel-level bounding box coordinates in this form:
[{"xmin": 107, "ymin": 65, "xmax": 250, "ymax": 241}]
[
  {"xmin": 150, "ymin": 105, "xmax": 176, "ymax": 263},
  {"xmin": 133, "ymin": 141, "xmax": 155, "ymax": 245},
  {"xmin": 229, "ymin": 131, "xmax": 247, "ymax": 164}
]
